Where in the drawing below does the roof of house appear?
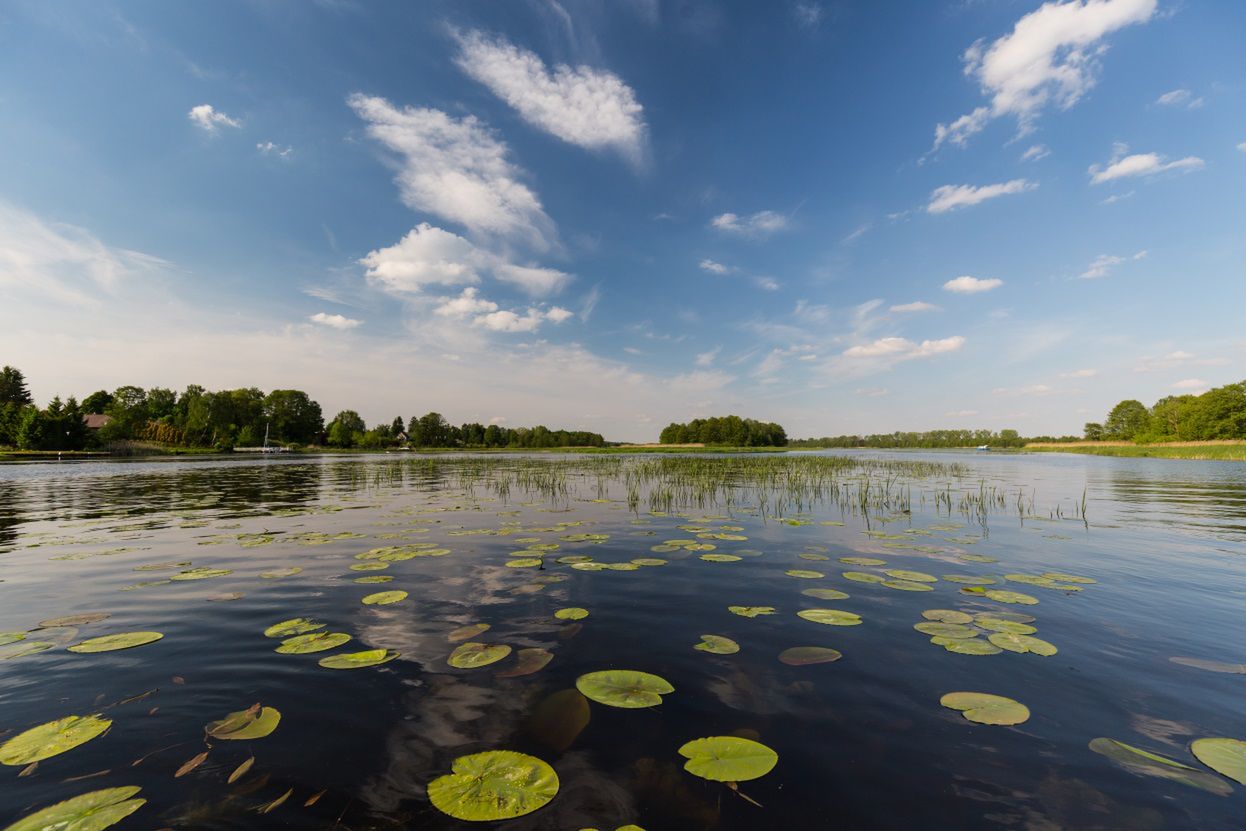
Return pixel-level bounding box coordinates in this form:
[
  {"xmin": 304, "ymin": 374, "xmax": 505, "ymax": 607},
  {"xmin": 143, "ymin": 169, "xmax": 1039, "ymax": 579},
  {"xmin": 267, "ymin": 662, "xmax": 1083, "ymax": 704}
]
[{"xmin": 83, "ymin": 413, "xmax": 112, "ymax": 429}]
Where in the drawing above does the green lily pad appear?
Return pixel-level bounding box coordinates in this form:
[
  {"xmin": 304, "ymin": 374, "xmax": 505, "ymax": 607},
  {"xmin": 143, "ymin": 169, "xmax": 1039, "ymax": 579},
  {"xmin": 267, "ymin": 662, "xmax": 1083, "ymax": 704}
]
[
  {"xmin": 0, "ymin": 714, "xmax": 112, "ymax": 765},
  {"xmin": 631, "ymin": 558, "xmax": 668, "ymax": 566},
  {"xmin": 778, "ymin": 646, "xmax": 842, "ymax": 666},
  {"xmin": 840, "ymin": 557, "xmax": 885, "ymax": 566},
  {"xmin": 801, "ymin": 587, "xmax": 849, "ymax": 600},
  {"xmin": 555, "ymin": 607, "xmax": 589, "ymax": 621},
  {"xmin": 987, "ymin": 632, "xmax": 1057, "ymax": 655},
  {"xmin": 699, "ymin": 553, "xmax": 741, "ymax": 562},
  {"xmin": 576, "ymin": 670, "xmax": 674, "ymax": 708},
  {"xmin": 914, "ymin": 622, "xmax": 977, "ymax": 638},
  {"xmin": 264, "ymin": 618, "xmax": 324, "ymax": 638},
  {"xmin": 67, "ymin": 632, "xmax": 163, "ymax": 653},
  {"xmin": 1170, "ymin": 657, "xmax": 1246, "ymax": 674},
  {"xmin": 942, "ymin": 575, "xmax": 997, "ymax": 585},
  {"xmin": 349, "ymin": 562, "xmax": 389, "ymax": 571},
  {"xmin": 427, "ymin": 750, "xmax": 559, "ymax": 822},
  {"xmin": 449, "ymin": 642, "xmax": 512, "ymax": 669},
  {"xmin": 0, "ymin": 641, "xmax": 55, "ymax": 660},
  {"xmin": 981, "ymin": 590, "xmax": 1038, "ymax": 605},
  {"xmin": 1090, "ymin": 738, "xmax": 1232, "ymax": 795},
  {"xmin": 784, "ymin": 569, "xmax": 824, "ymax": 579},
  {"xmin": 354, "ymin": 575, "xmax": 393, "ymax": 584},
  {"xmin": 496, "ymin": 647, "xmax": 553, "ymax": 678},
  {"xmin": 447, "ymin": 623, "xmax": 490, "ymax": 643},
  {"xmin": 797, "ymin": 609, "xmax": 861, "ymax": 626},
  {"xmin": 362, "ymin": 590, "xmax": 407, "ymax": 606},
  {"xmin": 922, "ymin": 610, "xmax": 973, "ymax": 624},
  {"xmin": 975, "ymin": 617, "xmax": 1037, "ymax": 634},
  {"xmin": 933, "ymin": 637, "xmax": 1001, "ymax": 655},
  {"xmin": 678, "ymin": 736, "xmax": 778, "ymax": 782},
  {"xmin": 205, "ymin": 705, "xmax": 281, "ymax": 740},
  {"xmin": 318, "ymin": 648, "xmax": 399, "ymax": 669},
  {"xmin": 276, "ymin": 632, "xmax": 351, "ymax": 654},
  {"xmin": 1191, "ymin": 738, "xmax": 1246, "ymax": 785},
  {"xmin": 940, "ymin": 692, "xmax": 1030, "ymax": 725},
  {"xmin": 728, "ymin": 606, "xmax": 775, "ymax": 618},
  {"xmin": 260, "ymin": 567, "xmax": 302, "ymax": 579},
  {"xmin": 881, "ymin": 579, "xmax": 934, "ymax": 592},
  {"xmin": 1, "ymin": 786, "xmax": 145, "ymax": 831},
  {"xmin": 842, "ymin": 571, "xmax": 884, "ymax": 584},
  {"xmin": 883, "ymin": 569, "xmax": 937, "ymax": 582},
  {"xmin": 506, "ymin": 558, "xmax": 543, "ymax": 568},
  {"xmin": 974, "ymin": 610, "xmax": 1036, "ymax": 623},
  {"xmin": 37, "ymin": 613, "xmax": 110, "ymax": 628},
  {"xmin": 170, "ymin": 567, "xmax": 232, "ymax": 581},
  {"xmin": 1041, "ymin": 571, "xmax": 1096, "ymax": 584},
  {"xmin": 0, "ymin": 632, "xmax": 26, "ymax": 646},
  {"xmin": 695, "ymin": 634, "xmax": 739, "ymax": 655}
]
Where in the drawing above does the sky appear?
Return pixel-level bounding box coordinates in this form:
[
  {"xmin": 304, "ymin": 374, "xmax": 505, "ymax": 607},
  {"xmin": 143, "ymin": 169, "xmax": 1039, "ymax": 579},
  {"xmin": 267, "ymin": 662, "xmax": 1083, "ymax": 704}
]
[{"xmin": 1, "ymin": 0, "xmax": 1243, "ymax": 441}]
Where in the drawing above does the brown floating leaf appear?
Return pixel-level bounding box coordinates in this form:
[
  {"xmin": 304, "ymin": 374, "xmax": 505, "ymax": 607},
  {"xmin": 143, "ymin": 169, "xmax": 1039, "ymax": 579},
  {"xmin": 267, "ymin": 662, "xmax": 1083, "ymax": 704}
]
[
  {"xmin": 175, "ymin": 751, "xmax": 208, "ymax": 778},
  {"xmin": 19, "ymin": 761, "xmax": 38, "ymax": 777},
  {"xmin": 228, "ymin": 756, "xmax": 254, "ymax": 784},
  {"xmin": 172, "ymin": 676, "xmax": 185, "ymax": 685},
  {"xmin": 495, "ymin": 648, "xmax": 553, "ymax": 679},
  {"xmin": 1170, "ymin": 657, "xmax": 1246, "ymax": 675},
  {"xmin": 259, "ymin": 787, "xmax": 293, "ymax": 814},
  {"xmin": 303, "ymin": 788, "xmax": 326, "ymax": 807}
]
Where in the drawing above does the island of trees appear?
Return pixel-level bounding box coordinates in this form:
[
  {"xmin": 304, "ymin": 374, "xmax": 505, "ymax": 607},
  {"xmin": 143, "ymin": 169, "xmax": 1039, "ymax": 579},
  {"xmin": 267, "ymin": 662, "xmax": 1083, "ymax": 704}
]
[
  {"xmin": 1084, "ymin": 380, "xmax": 1246, "ymax": 442},
  {"xmin": 0, "ymin": 365, "xmax": 604, "ymax": 452},
  {"xmin": 658, "ymin": 416, "xmax": 788, "ymax": 447},
  {"xmin": 788, "ymin": 429, "xmax": 1037, "ymax": 449}
]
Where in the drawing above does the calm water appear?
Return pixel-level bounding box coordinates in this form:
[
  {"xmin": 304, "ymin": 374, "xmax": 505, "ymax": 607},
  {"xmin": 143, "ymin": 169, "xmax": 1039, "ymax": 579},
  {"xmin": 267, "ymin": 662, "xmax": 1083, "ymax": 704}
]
[{"xmin": 1, "ymin": 451, "xmax": 1245, "ymax": 830}]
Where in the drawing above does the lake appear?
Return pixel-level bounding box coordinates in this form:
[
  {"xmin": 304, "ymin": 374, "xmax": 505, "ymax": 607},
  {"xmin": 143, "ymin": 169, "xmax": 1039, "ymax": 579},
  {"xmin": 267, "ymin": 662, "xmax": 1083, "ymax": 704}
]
[{"xmin": 1, "ymin": 450, "xmax": 1244, "ymax": 830}]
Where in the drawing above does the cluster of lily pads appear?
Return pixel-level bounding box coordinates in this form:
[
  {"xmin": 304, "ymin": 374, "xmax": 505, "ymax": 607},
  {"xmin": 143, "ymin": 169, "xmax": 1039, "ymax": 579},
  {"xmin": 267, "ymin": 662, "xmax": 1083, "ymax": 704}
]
[{"xmin": 914, "ymin": 608, "xmax": 1057, "ymax": 656}]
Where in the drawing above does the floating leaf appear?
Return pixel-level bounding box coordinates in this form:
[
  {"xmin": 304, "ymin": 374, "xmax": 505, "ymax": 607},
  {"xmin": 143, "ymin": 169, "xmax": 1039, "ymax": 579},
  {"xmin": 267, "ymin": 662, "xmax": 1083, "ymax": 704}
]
[
  {"xmin": 881, "ymin": 579, "xmax": 933, "ymax": 592},
  {"xmin": 447, "ymin": 623, "xmax": 490, "ymax": 643},
  {"xmin": 914, "ymin": 622, "xmax": 977, "ymax": 638},
  {"xmin": 259, "ymin": 567, "xmax": 301, "ymax": 579},
  {"xmin": 206, "ymin": 706, "xmax": 281, "ymax": 740},
  {"xmin": 318, "ymin": 649, "xmax": 399, "ymax": 669},
  {"xmin": 259, "ymin": 788, "xmax": 293, "ymax": 814},
  {"xmin": 922, "ymin": 610, "xmax": 973, "ymax": 624},
  {"xmin": 175, "ymin": 750, "xmax": 208, "ymax": 778},
  {"xmin": 496, "ymin": 647, "xmax": 553, "ymax": 678},
  {"xmin": 68, "ymin": 632, "xmax": 163, "ymax": 653},
  {"xmin": 170, "ymin": 567, "xmax": 232, "ymax": 581},
  {"xmin": 276, "ymin": 632, "xmax": 351, "ymax": 654},
  {"xmin": 695, "ymin": 635, "xmax": 739, "ymax": 655},
  {"xmin": 840, "ymin": 557, "xmax": 885, "ymax": 566},
  {"xmin": 797, "ymin": 609, "xmax": 861, "ymax": 626},
  {"xmin": 975, "ymin": 617, "xmax": 1037, "ymax": 635},
  {"xmin": 37, "ymin": 613, "xmax": 110, "ymax": 628},
  {"xmin": 228, "ymin": 756, "xmax": 254, "ymax": 784},
  {"xmin": 630, "ymin": 558, "xmax": 667, "ymax": 566},
  {"xmin": 987, "ymin": 632, "xmax": 1057, "ymax": 655},
  {"xmin": 933, "ymin": 637, "xmax": 1001, "ymax": 655},
  {"xmin": 0, "ymin": 786, "xmax": 145, "ymax": 831},
  {"xmin": 842, "ymin": 571, "xmax": 884, "ymax": 584},
  {"xmin": 506, "ymin": 558, "xmax": 543, "ymax": 568},
  {"xmin": 0, "ymin": 632, "xmax": 25, "ymax": 646},
  {"xmin": 883, "ymin": 569, "xmax": 937, "ymax": 582},
  {"xmin": 353, "ymin": 575, "xmax": 393, "ymax": 584},
  {"xmin": 981, "ymin": 590, "xmax": 1038, "ymax": 605},
  {"xmin": 1041, "ymin": 571, "xmax": 1096, "ymax": 584},
  {"xmin": 555, "ymin": 607, "xmax": 589, "ymax": 621},
  {"xmin": 1089, "ymin": 738, "xmax": 1231, "ymax": 795},
  {"xmin": 728, "ymin": 606, "xmax": 775, "ymax": 618},
  {"xmin": 942, "ymin": 575, "xmax": 997, "ymax": 585},
  {"xmin": 576, "ymin": 670, "xmax": 674, "ymax": 708},
  {"xmin": 0, "ymin": 715, "xmax": 113, "ymax": 765},
  {"xmin": 699, "ymin": 553, "xmax": 741, "ymax": 562},
  {"xmin": 779, "ymin": 646, "xmax": 842, "ymax": 666},
  {"xmin": 1170, "ymin": 657, "xmax": 1246, "ymax": 674},
  {"xmin": 361, "ymin": 590, "xmax": 407, "ymax": 606},
  {"xmin": 784, "ymin": 570, "xmax": 823, "ymax": 579},
  {"xmin": 264, "ymin": 618, "xmax": 324, "ymax": 638},
  {"xmin": 940, "ymin": 692, "xmax": 1029, "ymax": 725},
  {"xmin": 1191, "ymin": 738, "xmax": 1246, "ymax": 785},
  {"xmin": 449, "ymin": 642, "xmax": 512, "ymax": 669},
  {"xmin": 206, "ymin": 592, "xmax": 244, "ymax": 602},
  {"xmin": 678, "ymin": 736, "xmax": 778, "ymax": 782},
  {"xmin": 0, "ymin": 641, "xmax": 55, "ymax": 660},
  {"xmin": 974, "ymin": 610, "xmax": 1036, "ymax": 624},
  {"xmin": 427, "ymin": 750, "xmax": 559, "ymax": 822},
  {"xmin": 801, "ymin": 587, "xmax": 849, "ymax": 601}
]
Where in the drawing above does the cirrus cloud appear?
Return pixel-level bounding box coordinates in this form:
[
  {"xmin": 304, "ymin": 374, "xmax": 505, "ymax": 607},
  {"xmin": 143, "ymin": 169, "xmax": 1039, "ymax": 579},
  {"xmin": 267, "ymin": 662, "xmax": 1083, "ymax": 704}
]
[{"xmin": 927, "ymin": 179, "xmax": 1035, "ymax": 214}]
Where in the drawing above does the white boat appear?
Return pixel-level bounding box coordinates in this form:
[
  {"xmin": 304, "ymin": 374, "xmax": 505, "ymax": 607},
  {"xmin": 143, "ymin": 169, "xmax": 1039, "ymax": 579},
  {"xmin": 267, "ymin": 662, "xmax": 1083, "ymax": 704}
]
[{"xmin": 976, "ymin": 445, "xmax": 990, "ymax": 451}]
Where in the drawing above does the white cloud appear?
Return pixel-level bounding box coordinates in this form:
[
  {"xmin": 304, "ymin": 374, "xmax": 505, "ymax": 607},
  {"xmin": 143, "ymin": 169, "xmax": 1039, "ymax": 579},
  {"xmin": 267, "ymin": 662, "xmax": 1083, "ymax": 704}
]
[
  {"xmin": 992, "ymin": 384, "xmax": 1054, "ymax": 397},
  {"xmin": 453, "ymin": 30, "xmax": 646, "ymax": 164},
  {"xmin": 309, "ymin": 312, "xmax": 361, "ymax": 330},
  {"xmin": 792, "ymin": 2, "xmax": 824, "ymax": 29},
  {"xmin": 841, "ymin": 223, "xmax": 871, "ymax": 244},
  {"xmin": 842, "ymin": 335, "xmax": 965, "ymax": 360},
  {"xmin": 890, "ymin": 301, "xmax": 940, "ymax": 313},
  {"xmin": 473, "ymin": 305, "xmax": 573, "ymax": 333},
  {"xmin": 188, "ymin": 104, "xmax": 241, "ymax": 133},
  {"xmin": 545, "ymin": 306, "xmax": 574, "ymax": 323},
  {"xmin": 359, "ymin": 223, "xmax": 571, "ymax": 296},
  {"xmin": 932, "ymin": 0, "xmax": 1157, "ymax": 149},
  {"xmin": 710, "ymin": 210, "xmax": 789, "ymax": 237},
  {"xmin": 698, "ymin": 258, "xmax": 730, "ymax": 274},
  {"xmin": 943, "ymin": 275, "xmax": 1003, "ymax": 294},
  {"xmin": 1079, "ymin": 249, "xmax": 1146, "ymax": 278},
  {"xmin": 1100, "ymin": 190, "xmax": 1134, "ymax": 204},
  {"xmin": 433, "ymin": 287, "xmax": 498, "ymax": 318},
  {"xmin": 1089, "ymin": 143, "xmax": 1205, "ymax": 184},
  {"xmin": 946, "ymin": 409, "xmax": 979, "ymax": 417},
  {"xmin": 754, "ymin": 277, "xmax": 781, "ymax": 291},
  {"xmin": 348, "ymin": 93, "xmax": 556, "ymax": 249},
  {"xmin": 257, "ymin": 141, "xmax": 293, "ymax": 158},
  {"xmin": 1237, "ymin": 141, "xmax": 1246, "ymax": 153},
  {"xmin": 1155, "ymin": 88, "xmax": 1203, "ymax": 109},
  {"xmin": 927, "ymin": 179, "xmax": 1035, "ymax": 213},
  {"xmin": 1172, "ymin": 378, "xmax": 1208, "ymax": 390},
  {"xmin": 1060, "ymin": 368, "xmax": 1098, "ymax": 378},
  {"xmin": 855, "ymin": 387, "xmax": 890, "ymax": 397},
  {"xmin": 1134, "ymin": 350, "xmax": 1228, "ymax": 373},
  {"xmin": 1020, "ymin": 144, "xmax": 1050, "ymax": 162},
  {"xmin": 695, "ymin": 347, "xmax": 721, "ymax": 367}
]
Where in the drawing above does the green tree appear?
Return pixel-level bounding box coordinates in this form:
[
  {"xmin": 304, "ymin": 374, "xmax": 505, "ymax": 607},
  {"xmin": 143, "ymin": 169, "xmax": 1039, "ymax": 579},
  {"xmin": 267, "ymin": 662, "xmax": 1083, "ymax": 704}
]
[
  {"xmin": 263, "ymin": 389, "xmax": 324, "ymax": 444},
  {"xmin": 1083, "ymin": 422, "xmax": 1105, "ymax": 441},
  {"xmin": 1104, "ymin": 400, "xmax": 1149, "ymax": 440},
  {"xmin": 81, "ymin": 389, "xmax": 113, "ymax": 413},
  {"xmin": 0, "ymin": 366, "xmax": 32, "ymax": 407},
  {"xmin": 327, "ymin": 410, "xmax": 366, "ymax": 447}
]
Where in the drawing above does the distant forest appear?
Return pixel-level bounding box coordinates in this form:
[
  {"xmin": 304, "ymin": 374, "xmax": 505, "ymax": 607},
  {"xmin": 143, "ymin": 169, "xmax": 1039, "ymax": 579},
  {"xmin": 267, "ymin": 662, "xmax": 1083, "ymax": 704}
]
[
  {"xmin": 1085, "ymin": 380, "xmax": 1246, "ymax": 442},
  {"xmin": 788, "ymin": 429, "xmax": 1035, "ymax": 449},
  {"xmin": 658, "ymin": 416, "xmax": 788, "ymax": 447},
  {"xmin": 0, "ymin": 366, "xmax": 604, "ymax": 451}
]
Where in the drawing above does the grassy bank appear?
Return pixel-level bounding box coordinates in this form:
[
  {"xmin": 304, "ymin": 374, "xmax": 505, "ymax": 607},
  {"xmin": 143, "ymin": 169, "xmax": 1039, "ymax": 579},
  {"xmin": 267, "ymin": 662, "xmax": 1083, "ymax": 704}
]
[{"xmin": 1024, "ymin": 441, "xmax": 1246, "ymax": 461}]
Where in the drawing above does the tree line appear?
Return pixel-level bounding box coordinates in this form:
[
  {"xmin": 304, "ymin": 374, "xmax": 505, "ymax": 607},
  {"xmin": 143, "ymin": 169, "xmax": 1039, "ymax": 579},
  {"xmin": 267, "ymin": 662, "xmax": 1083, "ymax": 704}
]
[
  {"xmin": 658, "ymin": 416, "xmax": 788, "ymax": 447},
  {"xmin": 0, "ymin": 366, "xmax": 604, "ymax": 451},
  {"xmin": 1085, "ymin": 380, "xmax": 1246, "ymax": 442},
  {"xmin": 787, "ymin": 429, "xmax": 1045, "ymax": 449}
]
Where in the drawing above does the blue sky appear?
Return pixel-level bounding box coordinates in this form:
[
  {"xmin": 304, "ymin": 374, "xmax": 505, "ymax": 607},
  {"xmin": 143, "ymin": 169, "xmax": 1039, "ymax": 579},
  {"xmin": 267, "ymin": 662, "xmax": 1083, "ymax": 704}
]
[{"xmin": 1, "ymin": 0, "xmax": 1243, "ymax": 440}]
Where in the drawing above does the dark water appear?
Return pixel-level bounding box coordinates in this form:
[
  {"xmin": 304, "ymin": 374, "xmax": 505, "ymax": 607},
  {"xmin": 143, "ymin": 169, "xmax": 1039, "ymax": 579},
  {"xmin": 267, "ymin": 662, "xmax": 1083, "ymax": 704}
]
[{"xmin": 1, "ymin": 451, "xmax": 1245, "ymax": 830}]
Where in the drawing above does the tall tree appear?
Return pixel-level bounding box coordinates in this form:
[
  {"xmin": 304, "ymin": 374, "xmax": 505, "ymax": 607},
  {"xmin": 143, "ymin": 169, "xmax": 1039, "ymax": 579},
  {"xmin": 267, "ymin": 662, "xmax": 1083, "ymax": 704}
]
[
  {"xmin": 327, "ymin": 410, "xmax": 366, "ymax": 447},
  {"xmin": 263, "ymin": 389, "xmax": 324, "ymax": 444},
  {"xmin": 0, "ymin": 366, "xmax": 32, "ymax": 407},
  {"xmin": 1104, "ymin": 400, "xmax": 1150, "ymax": 440}
]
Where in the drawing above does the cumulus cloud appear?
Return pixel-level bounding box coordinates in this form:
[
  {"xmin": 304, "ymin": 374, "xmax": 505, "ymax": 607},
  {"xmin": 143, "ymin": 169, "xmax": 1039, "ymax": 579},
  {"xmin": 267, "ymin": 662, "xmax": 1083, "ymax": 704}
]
[
  {"xmin": 927, "ymin": 179, "xmax": 1035, "ymax": 213},
  {"xmin": 943, "ymin": 275, "xmax": 1003, "ymax": 294},
  {"xmin": 1088, "ymin": 143, "xmax": 1205, "ymax": 184},
  {"xmin": 359, "ymin": 223, "xmax": 571, "ymax": 296},
  {"xmin": 433, "ymin": 287, "xmax": 498, "ymax": 318},
  {"xmin": 453, "ymin": 30, "xmax": 646, "ymax": 164},
  {"xmin": 433, "ymin": 287, "xmax": 573, "ymax": 333},
  {"xmin": 710, "ymin": 210, "xmax": 789, "ymax": 237},
  {"xmin": 309, "ymin": 312, "xmax": 361, "ymax": 329},
  {"xmin": 1155, "ymin": 88, "xmax": 1203, "ymax": 109},
  {"xmin": 348, "ymin": 93, "xmax": 556, "ymax": 249},
  {"xmin": 890, "ymin": 301, "xmax": 940, "ymax": 313},
  {"xmin": 792, "ymin": 2, "xmax": 824, "ymax": 29},
  {"xmin": 1172, "ymin": 378, "xmax": 1208, "ymax": 390},
  {"xmin": 1079, "ymin": 249, "xmax": 1146, "ymax": 279},
  {"xmin": 698, "ymin": 258, "xmax": 730, "ymax": 274},
  {"xmin": 932, "ymin": 0, "xmax": 1157, "ymax": 149},
  {"xmin": 842, "ymin": 335, "xmax": 965, "ymax": 360},
  {"xmin": 188, "ymin": 104, "xmax": 241, "ymax": 133}
]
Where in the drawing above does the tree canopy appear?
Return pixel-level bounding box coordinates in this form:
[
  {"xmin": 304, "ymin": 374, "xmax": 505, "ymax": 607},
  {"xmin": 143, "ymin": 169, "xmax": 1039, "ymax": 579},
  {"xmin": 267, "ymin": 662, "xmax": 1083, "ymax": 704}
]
[{"xmin": 659, "ymin": 416, "xmax": 788, "ymax": 447}]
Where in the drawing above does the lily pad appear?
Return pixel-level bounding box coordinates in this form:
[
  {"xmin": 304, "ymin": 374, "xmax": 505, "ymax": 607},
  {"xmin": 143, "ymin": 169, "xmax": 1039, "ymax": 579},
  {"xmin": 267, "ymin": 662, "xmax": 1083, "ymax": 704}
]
[
  {"xmin": 1191, "ymin": 738, "xmax": 1246, "ymax": 785},
  {"xmin": 555, "ymin": 607, "xmax": 589, "ymax": 621},
  {"xmin": 576, "ymin": 670, "xmax": 674, "ymax": 708},
  {"xmin": 914, "ymin": 622, "xmax": 977, "ymax": 638},
  {"xmin": 883, "ymin": 569, "xmax": 937, "ymax": 582},
  {"xmin": 0, "ymin": 632, "xmax": 25, "ymax": 646},
  {"xmin": 982, "ymin": 589, "xmax": 1038, "ymax": 605},
  {"xmin": 933, "ymin": 637, "xmax": 1001, "ymax": 655},
  {"xmin": 353, "ymin": 575, "xmax": 393, "ymax": 584},
  {"xmin": 0, "ymin": 714, "xmax": 113, "ymax": 765},
  {"xmin": 840, "ymin": 557, "xmax": 885, "ymax": 566},
  {"xmin": 496, "ymin": 647, "xmax": 554, "ymax": 678},
  {"xmin": 699, "ymin": 553, "xmax": 741, "ymax": 562},
  {"xmin": 0, "ymin": 641, "xmax": 55, "ymax": 660},
  {"xmin": 427, "ymin": 750, "xmax": 559, "ymax": 822},
  {"xmin": 631, "ymin": 558, "xmax": 668, "ymax": 566},
  {"xmin": 728, "ymin": 606, "xmax": 775, "ymax": 618},
  {"xmin": 205, "ymin": 705, "xmax": 281, "ymax": 740},
  {"xmin": 170, "ymin": 567, "xmax": 232, "ymax": 581},
  {"xmin": 449, "ymin": 642, "xmax": 512, "ymax": 669},
  {"xmin": 362, "ymin": 590, "xmax": 407, "ymax": 606},
  {"xmin": 276, "ymin": 632, "xmax": 351, "ymax": 654},
  {"xmin": 784, "ymin": 569, "xmax": 823, "ymax": 579},
  {"xmin": 1041, "ymin": 571, "xmax": 1096, "ymax": 584},
  {"xmin": 942, "ymin": 575, "xmax": 997, "ymax": 585},
  {"xmin": 940, "ymin": 692, "xmax": 1030, "ymax": 725},
  {"xmin": 922, "ymin": 610, "xmax": 973, "ymax": 624},
  {"xmin": 881, "ymin": 579, "xmax": 934, "ymax": 592},
  {"xmin": 801, "ymin": 587, "xmax": 849, "ymax": 600},
  {"xmin": 1, "ymin": 786, "xmax": 145, "ymax": 831},
  {"xmin": 987, "ymin": 632, "xmax": 1057, "ymax": 655},
  {"xmin": 678, "ymin": 736, "xmax": 778, "ymax": 782},
  {"xmin": 694, "ymin": 634, "xmax": 740, "ymax": 655},
  {"xmin": 264, "ymin": 618, "xmax": 325, "ymax": 638},
  {"xmin": 1170, "ymin": 657, "xmax": 1246, "ymax": 674},
  {"xmin": 318, "ymin": 648, "xmax": 399, "ymax": 669},
  {"xmin": 37, "ymin": 613, "xmax": 110, "ymax": 628},
  {"xmin": 779, "ymin": 646, "xmax": 842, "ymax": 666},
  {"xmin": 1090, "ymin": 738, "xmax": 1232, "ymax": 795},
  {"xmin": 260, "ymin": 567, "xmax": 302, "ymax": 579},
  {"xmin": 447, "ymin": 623, "xmax": 491, "ymax": 642},
  {"xmin": 797, "ymin": 609, "xmax": 861, "ymax": 626},
  {"xmin": 506, "ymin": 558, "xmax": 543, "ymax": 568},
  {"xmin": 975, "ymin": 617, "xmax": 1037, "ymax": 635},
  {"xmin": 67, "ymin": 632, "xmax": 163, "ymax": 653},
  {"xmin": 842, "ymin": 571, "xmax": 885, "ymax": 584}
]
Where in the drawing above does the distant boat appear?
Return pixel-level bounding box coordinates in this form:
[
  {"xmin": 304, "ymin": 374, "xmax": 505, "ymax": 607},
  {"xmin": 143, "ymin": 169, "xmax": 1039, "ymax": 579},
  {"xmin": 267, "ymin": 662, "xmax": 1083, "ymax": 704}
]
[
  {"xmin": 976, "ymin": 445, "xmax": 990, "ymax": 451},
  {"xmin": 260, "ymin": 422, "xmax": 286, "ymax": 454}
]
